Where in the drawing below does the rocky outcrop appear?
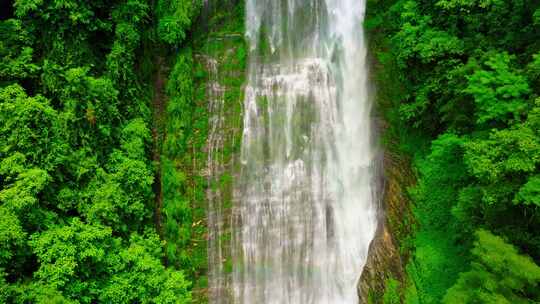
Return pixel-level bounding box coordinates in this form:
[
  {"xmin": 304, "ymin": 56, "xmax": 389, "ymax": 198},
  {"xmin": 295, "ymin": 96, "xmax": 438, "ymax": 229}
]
[{"xmin": 358, "ymin": 146, "xmax": 416, "ymax": 303}]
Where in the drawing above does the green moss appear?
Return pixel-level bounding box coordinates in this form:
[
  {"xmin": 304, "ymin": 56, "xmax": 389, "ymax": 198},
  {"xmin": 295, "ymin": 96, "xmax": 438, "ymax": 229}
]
[
  {"xmin": 223, "ymin": 258, "xmax": 233, "ymax": 274},
  {"xmin": 383, "ymin": 277, "xmax": 401, "ymax": 304},
  {"xmin": 182, "ymin": 3, "xmax": 247, "ymax": 302}
]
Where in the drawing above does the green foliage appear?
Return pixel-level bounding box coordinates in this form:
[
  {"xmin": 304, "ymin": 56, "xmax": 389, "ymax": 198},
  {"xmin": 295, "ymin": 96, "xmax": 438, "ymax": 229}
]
[
  {"xmin": 26, "ymin": 219, "xmax": 191, "ymax": 303},
  {"xmin": 459, "ymin": 100, "xmax": 540, "ymax": 230},
  {"xmin": 383, "ymin": 277, "xmax": 401, "ymax": 304},
  {"xmin": 392, "ymin": 14, "xmax": 464, "ymax": 66},
  {"xmin": 0, "ymin": 19, "xmax": 39, "ymax": 82},
  {"xmin": 0, "ymin": 207, "xmax": 25, "ymax": 266},
  {"xmin": 160, "ymin": 50, "xmax": 195, "ymax": 269},
  {"xmin": 465, "ymin": 53, "xmax": 530, "ymax": 125},
  {"xmin": 367, "ymin": 0, "xmax": 540, "ymax": 302},
  {"xmin": 407, "ymin": 134, "xmax": 469, "ymax": 302},
  {"xmin": 443, "ymin": 230, "xmax": 540, "ymax": 303},
  {"xmin": 465, "ymin": 126, "xmax": 540, "ymax": 183},
  {"xmin": 0, "ymin": 0, "xmax": 197, "ymax": 302},
  {"xmin": 516, "ymin": 175, "xmax": 540, "ymax": 207},
  {"xmin": 163, "ymin": 51, "xmax": 194, "ymax": 158},
  {"xmin": 156, "ymin": 0, "xmax": 200, "ymax": 45},
  {"xmin": 0, "ymin": 85, "xmax": 66, "ymax": 169},
  {"xmin": 413, "ymin": 134, "xmax": 467, "ymax": 229},
  {"xmin": 534, "ymin": 9, "xmax": 540, "ymax": 25}
]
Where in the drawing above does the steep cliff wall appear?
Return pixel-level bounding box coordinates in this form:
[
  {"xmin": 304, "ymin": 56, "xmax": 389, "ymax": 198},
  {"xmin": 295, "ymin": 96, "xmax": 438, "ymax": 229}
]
[
  {"xmin": 358, "ymin": 145, "xmax": 416, "ymax": 303},
  {"xmin": 357, "ymin": 5, "xmax": 418, "ymax": 300},
  {"xmin": 191, "ymin": 4, "xmax": 246, "ymax": 302}
]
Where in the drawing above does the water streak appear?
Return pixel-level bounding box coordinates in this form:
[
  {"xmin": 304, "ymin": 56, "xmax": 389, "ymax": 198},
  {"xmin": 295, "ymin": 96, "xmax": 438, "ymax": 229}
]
[
  {"xmin": 232, "ymin": 0, "xmax": 378, "ymax": 303},
  {"xmin": 202, "ymin": 56, "xmax": 229, "ymax": 303}
]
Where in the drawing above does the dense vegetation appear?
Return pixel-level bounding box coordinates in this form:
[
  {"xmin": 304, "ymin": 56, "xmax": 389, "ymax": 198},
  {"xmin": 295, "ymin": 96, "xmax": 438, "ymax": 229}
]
[
  {"xmin": 366, "ymin": 0, "xmax": 540, "ymax": 303},
  {"xmin": 0, "ymin": 0, "xmax": 201, "ymax": 302},
  {"xmin": 3, "ymin": 0, "xmax": 539, "ymax": 303}
]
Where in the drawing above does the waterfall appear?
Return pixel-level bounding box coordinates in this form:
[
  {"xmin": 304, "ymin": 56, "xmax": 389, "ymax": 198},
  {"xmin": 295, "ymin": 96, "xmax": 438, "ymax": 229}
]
[
  {"xmin": 231, "ymin": 0, "xmax": 378, "ymax": 303},
  {"xmin": 203, "ymin": 56, "xmax": 229, "ymax": 303}
]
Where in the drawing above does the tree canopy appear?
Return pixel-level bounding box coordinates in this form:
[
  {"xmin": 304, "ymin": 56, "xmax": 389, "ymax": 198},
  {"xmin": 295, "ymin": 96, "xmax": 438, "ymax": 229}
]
[
  {"xmin": 0, "ymin": 0, "xmax": 200, "ymax": 302},
  {"xmin": 366, "ymin": 0, "xmax": 540, "ymax": 302}
]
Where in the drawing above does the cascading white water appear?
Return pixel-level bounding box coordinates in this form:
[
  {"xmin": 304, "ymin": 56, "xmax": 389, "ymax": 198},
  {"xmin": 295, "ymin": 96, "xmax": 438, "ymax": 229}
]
[{"xmin": 231, "ymin": 0, "xmax": 378, "ymax": 303}]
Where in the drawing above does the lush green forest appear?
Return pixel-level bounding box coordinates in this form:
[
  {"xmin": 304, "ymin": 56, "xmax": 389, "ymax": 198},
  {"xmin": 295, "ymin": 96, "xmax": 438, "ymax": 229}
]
[
  {"xmin": 366, "ymin": 0, "xmax": 540, "ymax": 302},
  {"xmin": 0, "ymin": 0, "xmax": 246, "ymax": 301},
  {"xmin": 0, "ymin": 0, "xmax": 204, "ymax": 302},
  {"xmin": 2, "ymin": 0, "xmax": 540, "ymax": 303}
]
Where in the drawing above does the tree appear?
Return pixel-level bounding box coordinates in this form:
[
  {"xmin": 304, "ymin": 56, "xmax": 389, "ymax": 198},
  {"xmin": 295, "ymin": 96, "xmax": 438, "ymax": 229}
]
[
  {"xmin": 443, "ymin": 230, "xmax": 540, "ymax": 303},
  {"xmin": 465, "ymin": 52, "xmax": 530, "ymax": 125},
  {"xmin": 366, "ymin": 0, "xmax": 540, "ymax": 302},
  {"xmin": 27, "ymin": 219, "xmax": 191, "ymax": 303},
  {"xmin": 0, "ymin": 84, "xmax": 66, "ymax": 169},
  {"xmin": 0, "ymin": 0, "xmax": 200, "ymax": 301},
  {"xmin": 156, "ymin": 0, "xmax": 200, "ymax": 45}
]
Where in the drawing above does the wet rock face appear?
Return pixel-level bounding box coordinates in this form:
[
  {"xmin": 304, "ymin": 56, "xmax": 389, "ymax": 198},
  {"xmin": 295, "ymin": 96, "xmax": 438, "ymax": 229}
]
[
  {"xmin": 196, "ymin": 33, "xmax": 246, "ymax": 304},
  {"xmin": 358, "ymin": 151, "xmax": 415, "ymax": 303},
  {"xmin": 358, "ymin": 220, "xmax": 403, "ymax": 303}
]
